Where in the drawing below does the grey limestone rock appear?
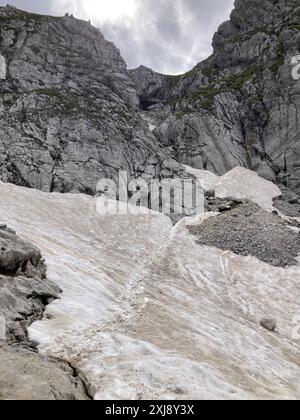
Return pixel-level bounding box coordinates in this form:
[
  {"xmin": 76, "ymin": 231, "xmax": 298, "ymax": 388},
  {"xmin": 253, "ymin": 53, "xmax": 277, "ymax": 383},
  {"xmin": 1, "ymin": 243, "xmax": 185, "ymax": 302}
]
[
  {"xmin": 1, "ymin": 2, "xmax": 299, "ymax": 195},
  {"xmin": 0, "ymin": 343, "xmax": 89, "ymax": 400},
  {"xmin": 0, "ymin": 6, "xmax": 171, "ymax": 194},
  {"xmin": 130, "ymin": 0, "xmax": 300, "ymax": 193},
  {"xmin": 0, "ymin": 226, "xmax": 60, "ymax": 343},
  {"xmin": 0, "ymin": 226, "xmax": 89, "ymax": 400},
  {"xmin": 260, "ymin": 318, "xmax": 277, "ymax": 332}
]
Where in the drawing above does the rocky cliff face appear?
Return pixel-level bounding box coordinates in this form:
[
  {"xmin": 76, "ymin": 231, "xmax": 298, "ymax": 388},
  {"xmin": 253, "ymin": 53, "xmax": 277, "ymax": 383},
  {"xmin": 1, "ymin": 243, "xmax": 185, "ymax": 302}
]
[
  {"xmin": 131, "ymin": 0, "xmax": 300, "ymax": 193},
  {"xmin": 0, "ymin": 6, "xmax": 177, "ymax": 194},
  {"xmin": 0, "ymin": 1, "xmax": 299, "ymax": 197},
  {"xmin": 0, "ymin": 3, "xmax": 299, "ymax": 399},
  {"xmin": 0, "ymin": 223, "xmax": 89, "ymax": 399}
]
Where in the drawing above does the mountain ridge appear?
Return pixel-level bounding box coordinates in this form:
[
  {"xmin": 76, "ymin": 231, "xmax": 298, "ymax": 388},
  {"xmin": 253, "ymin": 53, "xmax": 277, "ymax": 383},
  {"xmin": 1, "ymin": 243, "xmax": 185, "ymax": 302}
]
[
  {"xmin": 0, "ymin": 2, "xmax": 300, "ymax": 399},
  {"xmin": 130, "ymin": 0, "xmax": 300, "ymax": 193},
  {"xmin": 0, "ymin": 1, "xmax": 299, "ymax": 196}
]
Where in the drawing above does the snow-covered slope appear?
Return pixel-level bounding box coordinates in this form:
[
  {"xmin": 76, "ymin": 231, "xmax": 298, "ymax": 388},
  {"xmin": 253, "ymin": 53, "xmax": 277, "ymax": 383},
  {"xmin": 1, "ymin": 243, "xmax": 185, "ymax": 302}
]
[
  {"xmin": 185, "ymin": 166, "xmax": 281, "ymax": 211},
  {"xmin": 0, "ymin": 183, "xmax": 172, "ymax": 339},
  {"xmin": 0, "ymin": 168, "xmax": 299, "ymax": 400}
]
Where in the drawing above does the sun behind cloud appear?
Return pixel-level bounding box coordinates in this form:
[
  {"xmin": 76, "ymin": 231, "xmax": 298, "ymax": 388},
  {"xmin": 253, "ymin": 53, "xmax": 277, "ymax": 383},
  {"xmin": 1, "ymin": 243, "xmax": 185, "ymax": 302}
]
[
  {"xmin": 85, "ymin": 0, "xmax": 137, "ymax": 21},
  {"xmin": 57, "ymin": 0, "xmax": 138, "ymax": 22}
]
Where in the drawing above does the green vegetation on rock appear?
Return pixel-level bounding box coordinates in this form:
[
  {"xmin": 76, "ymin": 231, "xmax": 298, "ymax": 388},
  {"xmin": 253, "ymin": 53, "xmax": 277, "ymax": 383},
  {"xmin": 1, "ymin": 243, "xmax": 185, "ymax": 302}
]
[
  {"xmin": 33, "ymin": 88, "xmax": 61, "ymax": 98},
  {"xmin": 32, "ymin": 89, "xmax": 130, "ymax": 122},
  {"xmin": 230, "ymin": 26, "xmax": 275, "ymax": 44},
  {"xmin": 288, "ymin": 24, "xmax": 300, "ymax": 31},
  {"xmin": 269, "ymin": 56, "xmax": 285, "ymax": 74},
  {"xmin": 201, "ymin": 68, "xmax": 215, "ymax": 79},
  {"xmin": 2, "ymin": 10, "xmax": 60, "ymax": 21},
  {"xmin": 224, "ymin": 65, "xmax": 257, "ymax": 90},
  {"xmin": 165, "ymin": 74, "xmax": 182, "ymax": 88},
  {"xmin": 175, "ymin": 111, "xmax": 186, "ymax": 119}
]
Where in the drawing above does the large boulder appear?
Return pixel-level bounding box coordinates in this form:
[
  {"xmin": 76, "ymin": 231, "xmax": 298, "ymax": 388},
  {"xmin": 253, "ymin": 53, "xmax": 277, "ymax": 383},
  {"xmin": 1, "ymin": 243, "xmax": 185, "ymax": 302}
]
[
  {"xmin": 0, "ymin": 225, "xmax": 60, "ymax": 342},
  {"xmin": 0, "ymin": 344, "xmax": 88, "ymax": 400}
]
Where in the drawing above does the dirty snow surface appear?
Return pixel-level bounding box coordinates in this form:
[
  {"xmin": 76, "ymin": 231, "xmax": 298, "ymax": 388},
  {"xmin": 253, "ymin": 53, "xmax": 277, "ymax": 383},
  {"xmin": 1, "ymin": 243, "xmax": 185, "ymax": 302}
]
[
  {"xmin": 0, "ymin": 169, "xmax": 299, "ymax": 400},
  {"xmin": 185, "ymin": 166, "xmax": 282, "ymax": 211}
]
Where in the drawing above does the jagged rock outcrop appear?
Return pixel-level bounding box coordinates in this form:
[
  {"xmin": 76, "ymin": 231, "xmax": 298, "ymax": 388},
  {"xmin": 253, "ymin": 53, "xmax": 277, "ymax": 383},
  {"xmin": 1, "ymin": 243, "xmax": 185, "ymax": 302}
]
[
  {"xmin": 130, "ymin": 0, "xmax": 300, "ymax": 193},
  {"xmin": 0, "ymin": 2, "xmax": 298, "ymax": 195},
  {"xmin": 1, "ymin": 3, "xmax": 299, "ymax": 400},
  {"xmin": 0, "ymin": 6, "xmax": 175, "ymax": 194},
  {"xmin": 0, "ymin": 225, "xmax": 89, "ymax": 400},
  {"xmin": 0, "ymin": 224, "xmax": 60, "ymax": 342},
  {"xmin": 130, "ymin": 65, "xmax": 170, "ymax": 109}
]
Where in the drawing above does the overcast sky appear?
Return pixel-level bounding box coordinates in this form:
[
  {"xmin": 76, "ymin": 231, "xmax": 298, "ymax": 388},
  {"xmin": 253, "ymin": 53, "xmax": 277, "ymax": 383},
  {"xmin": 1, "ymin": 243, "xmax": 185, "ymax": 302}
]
[{"xmin": 1, "ymin": 0, "xmax": 235, "ymax": 74}]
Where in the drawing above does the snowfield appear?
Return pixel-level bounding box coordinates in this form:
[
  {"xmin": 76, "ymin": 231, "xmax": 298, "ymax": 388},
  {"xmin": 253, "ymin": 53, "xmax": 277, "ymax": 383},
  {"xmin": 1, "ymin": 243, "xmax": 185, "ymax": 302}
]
[{"xmin": 0, "ymin": 167, "xmax": 299, "ymax": 400}]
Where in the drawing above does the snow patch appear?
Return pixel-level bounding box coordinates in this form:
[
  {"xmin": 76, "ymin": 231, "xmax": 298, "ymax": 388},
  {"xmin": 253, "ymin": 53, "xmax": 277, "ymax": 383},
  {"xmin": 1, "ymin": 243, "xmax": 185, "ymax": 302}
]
[
  {"xmin": 184, "ymin": 165, "xmax": 220, "ymax": 191},
  {"xmin": 215, "ymin": 167, "xmax": 281, "ymax": 211},
  {"xmin": 0, "ymin": 170, "xmax": 299, "ymax": 400},
  {"xmin": 149, "ymin": 123, "xmax": 156, "ymax": 132},
  {"xmin": 0, "ymin": 182, "xmax": 172, "ymax": 341},
  {"xmin": 184, "ymin": 166, "xmax": 281, "ymax": 212}
]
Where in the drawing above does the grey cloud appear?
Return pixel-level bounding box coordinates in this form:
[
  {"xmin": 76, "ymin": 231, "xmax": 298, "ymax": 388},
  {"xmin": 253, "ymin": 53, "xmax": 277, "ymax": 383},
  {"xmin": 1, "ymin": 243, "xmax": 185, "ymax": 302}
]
[
  {"xmin": 0, "ymin": 0, "xmax": 53, "ymax": 14},
  {"xmin": 1, "ymin": 0, "xmax": 235, "ymax": 74},
  {"xmin": 99, "ymin": 0, "xmax": 235, "ymax": 74}
]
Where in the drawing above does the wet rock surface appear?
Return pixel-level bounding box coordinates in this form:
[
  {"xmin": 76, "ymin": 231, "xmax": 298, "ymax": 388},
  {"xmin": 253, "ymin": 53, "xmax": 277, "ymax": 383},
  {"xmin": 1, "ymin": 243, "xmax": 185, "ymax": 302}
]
[{"xmin": 188, "ymin": 202, "xmax": 300, "ymax": 267}]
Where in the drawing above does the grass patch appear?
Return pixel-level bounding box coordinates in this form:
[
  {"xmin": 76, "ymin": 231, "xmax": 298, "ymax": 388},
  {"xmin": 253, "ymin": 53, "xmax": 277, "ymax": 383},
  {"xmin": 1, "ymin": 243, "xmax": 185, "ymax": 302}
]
[
  {"xmin": 32, "ymin": 88, "xmax": 130, "ymax": 121},
  {"xmin": 201, "ymin": 68, "xmax": 214, "ymax": 78},
  {"xmin": 165, "ymin": 67, "xmax": 202, "ymax": 88},
  {"xmin": 183, "ymin": 68, "xmax": 201, "ymax": 79},
  {"xmin": 175, "ymin": 111, "xmax": 186, "ymax": 119},
  {"xmin": 224, "ymin": 65, "xmax": 257, "ymax": 90},
  {"xmin": 230, "ymin": 26, "xmax": 275, "ymax": 44},
  {"xmin": 168, "ymin": 98, "xmax": 179, "ymax": 107},
  {"xmin": 0, "ymin": 10, "xmax": 60, "ymax": 24},
  {"xmin": 165, "ymin": 74, "xmax": 182, "ymax": 88},
  {"xmin": 288, "ymin": 24, "xmax": 300, "ymax": 31},
  {"xmin": 198, "ymin": 100, "xmax": 215, "ymax": 111},
  {"xmin": 33, "ymin": 88, "xmax": 61, "ymax": 97},
  {"xmin": 168, "ymin": 85, "xmax": 223, "ymax": 112},
  {"xmin": 189, "ymin": 86, "xmax": 223, "ymax": 111},
  {"xmin": 190, "ymin": 86, "xmax": 223, "ymax": 99},
  {"xmin": 269, "ymin": 56, "xmax": 285, "ymax": 73}
]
